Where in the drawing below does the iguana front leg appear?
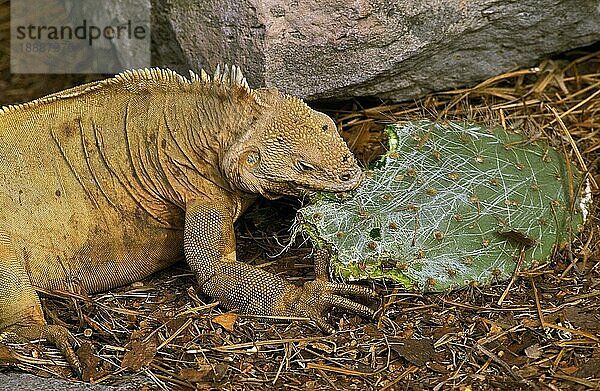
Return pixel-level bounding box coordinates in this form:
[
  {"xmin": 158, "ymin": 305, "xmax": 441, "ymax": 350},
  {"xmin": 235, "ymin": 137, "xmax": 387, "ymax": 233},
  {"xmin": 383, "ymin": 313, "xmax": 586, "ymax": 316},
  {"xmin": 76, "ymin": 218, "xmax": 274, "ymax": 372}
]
[{"xmin": 184, "ymin": 200, "xmax": 376, "ymax": 329}]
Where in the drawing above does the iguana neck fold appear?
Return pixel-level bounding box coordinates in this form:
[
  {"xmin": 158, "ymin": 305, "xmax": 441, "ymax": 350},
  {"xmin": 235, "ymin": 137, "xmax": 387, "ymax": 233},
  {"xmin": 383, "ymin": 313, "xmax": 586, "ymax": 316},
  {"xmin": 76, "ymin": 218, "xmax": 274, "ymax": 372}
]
[{"xmin": 157, "ymin": 84, "xmax": 264, "ymax": 208}]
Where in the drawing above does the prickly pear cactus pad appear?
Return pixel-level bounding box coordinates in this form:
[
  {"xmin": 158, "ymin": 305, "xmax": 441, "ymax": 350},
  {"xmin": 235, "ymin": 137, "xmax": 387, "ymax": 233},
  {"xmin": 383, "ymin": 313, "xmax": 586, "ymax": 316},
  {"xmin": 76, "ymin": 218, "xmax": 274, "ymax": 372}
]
[{"xmin": 298, "ymin": 121, "xmax": 588, "ymax": 291}]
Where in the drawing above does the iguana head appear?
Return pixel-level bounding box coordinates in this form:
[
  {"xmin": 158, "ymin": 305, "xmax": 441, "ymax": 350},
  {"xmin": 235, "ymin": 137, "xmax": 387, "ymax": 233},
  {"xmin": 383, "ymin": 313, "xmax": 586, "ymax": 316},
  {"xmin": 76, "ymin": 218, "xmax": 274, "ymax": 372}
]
[{"xmin": 226, "ymin": 89, "xmax": 363, "ymax": 199}]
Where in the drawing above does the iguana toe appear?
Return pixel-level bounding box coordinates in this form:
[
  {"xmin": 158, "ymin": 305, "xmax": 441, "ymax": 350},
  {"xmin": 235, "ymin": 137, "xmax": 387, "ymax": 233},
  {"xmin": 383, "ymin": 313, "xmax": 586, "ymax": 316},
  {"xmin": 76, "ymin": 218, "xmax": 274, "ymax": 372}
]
[
  {"xmin": 288, "ymin": 279, "xmax": 377, "ymax": 334},
  {"xmin": 2, "ymin": 324, "xmax": 82, "ymax": 377}
]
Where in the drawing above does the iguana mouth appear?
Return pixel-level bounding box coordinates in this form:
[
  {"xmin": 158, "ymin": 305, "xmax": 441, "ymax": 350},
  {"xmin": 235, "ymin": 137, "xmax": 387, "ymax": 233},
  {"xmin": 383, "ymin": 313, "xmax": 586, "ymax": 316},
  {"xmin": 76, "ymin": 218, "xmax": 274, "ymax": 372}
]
[{"xmin": 266, "ymin": 169, "xmax": 364, "ymax": 198}]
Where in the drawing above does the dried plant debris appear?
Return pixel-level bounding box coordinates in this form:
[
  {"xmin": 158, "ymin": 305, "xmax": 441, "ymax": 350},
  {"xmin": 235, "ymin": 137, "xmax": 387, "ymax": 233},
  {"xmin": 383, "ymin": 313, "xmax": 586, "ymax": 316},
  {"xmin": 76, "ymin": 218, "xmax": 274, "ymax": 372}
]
[
  {"xmin": 298, "ymin": 120, "xmax": 590, "ymax": 291},
  {"xmin": 0, "ymin": 38, "xmax": 598, "ymax": 390}
]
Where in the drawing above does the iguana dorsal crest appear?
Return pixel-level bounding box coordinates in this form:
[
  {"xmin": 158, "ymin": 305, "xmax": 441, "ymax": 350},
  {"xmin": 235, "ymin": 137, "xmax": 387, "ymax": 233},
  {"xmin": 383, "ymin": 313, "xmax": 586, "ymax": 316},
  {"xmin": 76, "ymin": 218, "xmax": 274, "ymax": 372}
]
[{"xmin": 0, "ymin": 65, "xmax": 257, "ymax": 115}]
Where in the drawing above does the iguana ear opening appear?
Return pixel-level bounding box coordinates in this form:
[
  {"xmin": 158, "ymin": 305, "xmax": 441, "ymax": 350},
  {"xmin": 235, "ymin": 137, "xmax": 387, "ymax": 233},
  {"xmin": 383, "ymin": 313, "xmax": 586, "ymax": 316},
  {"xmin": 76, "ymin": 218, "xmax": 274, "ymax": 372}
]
[
  {"xmin": 221, "ymin": 147, "xmax": 265, "ymax": 195},
  {"xmin": 238, "ymin": 150, "xmax": 261, "ymax": 179},
  {"xmin": 243, "ymin": 150, "xmax": 260, "ymax": 167},
  {"xmin": 233, "ymin": 148, "xmax": 287, "ymax": 199}
]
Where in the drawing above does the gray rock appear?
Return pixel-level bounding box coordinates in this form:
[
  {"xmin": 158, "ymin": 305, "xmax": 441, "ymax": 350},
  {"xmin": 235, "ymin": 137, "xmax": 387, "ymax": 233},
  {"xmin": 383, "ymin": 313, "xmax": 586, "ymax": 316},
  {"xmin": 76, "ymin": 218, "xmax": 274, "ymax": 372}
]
[
  {"xmin": 150, "ymin": 0, "xmax": 600, "ymax": 101},
  {"xmin": 152, "ymin": 0, "xmax": 266, "ymax": 87},
  {"xmin": 0, "ymin": 371, "xmax": 155, "ymax": 391},
  {"xmin": 0, "ymin": 372, "xmax": 115, "ymax": 391}
]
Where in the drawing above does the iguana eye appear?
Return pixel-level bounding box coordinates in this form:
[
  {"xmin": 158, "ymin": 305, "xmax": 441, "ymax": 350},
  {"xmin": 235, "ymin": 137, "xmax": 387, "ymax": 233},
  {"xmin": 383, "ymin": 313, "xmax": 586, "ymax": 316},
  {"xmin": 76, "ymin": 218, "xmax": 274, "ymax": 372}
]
[{"xmin": 296, "ymin": 160, "xmax": 315, "ymax": 172}]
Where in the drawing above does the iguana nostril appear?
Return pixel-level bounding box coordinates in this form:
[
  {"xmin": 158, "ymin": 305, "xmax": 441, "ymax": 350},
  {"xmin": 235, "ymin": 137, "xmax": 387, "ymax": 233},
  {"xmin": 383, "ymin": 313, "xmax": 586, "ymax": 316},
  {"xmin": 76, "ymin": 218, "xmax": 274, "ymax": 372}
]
[{"xmin": 340, "ymin": 173, "xmax": 351, "ymax": 181}]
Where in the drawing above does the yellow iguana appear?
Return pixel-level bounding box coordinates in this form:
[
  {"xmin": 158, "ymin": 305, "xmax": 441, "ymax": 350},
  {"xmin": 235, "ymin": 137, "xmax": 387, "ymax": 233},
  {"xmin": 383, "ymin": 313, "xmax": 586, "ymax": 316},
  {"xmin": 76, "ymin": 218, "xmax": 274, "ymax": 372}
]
[{"xmin": 0, "ymin": 66, "xmax": 375, "ymax": 375}]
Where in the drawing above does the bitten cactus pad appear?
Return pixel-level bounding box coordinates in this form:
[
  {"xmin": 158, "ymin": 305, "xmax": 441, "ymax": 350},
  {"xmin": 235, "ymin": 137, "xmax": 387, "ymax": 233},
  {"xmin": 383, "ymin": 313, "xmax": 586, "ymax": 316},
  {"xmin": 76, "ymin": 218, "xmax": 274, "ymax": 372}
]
[{"xmin": 298, "ymin": 121, "xmax": 588, "ymax": 291}]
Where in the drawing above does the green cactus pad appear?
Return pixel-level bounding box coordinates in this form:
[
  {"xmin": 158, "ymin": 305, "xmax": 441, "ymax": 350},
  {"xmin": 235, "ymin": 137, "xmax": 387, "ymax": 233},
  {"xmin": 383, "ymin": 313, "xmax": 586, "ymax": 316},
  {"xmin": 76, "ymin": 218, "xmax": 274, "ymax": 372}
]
[{"xmin": 298, "ymin": 121, "xmax": 588, "ymax": 291}]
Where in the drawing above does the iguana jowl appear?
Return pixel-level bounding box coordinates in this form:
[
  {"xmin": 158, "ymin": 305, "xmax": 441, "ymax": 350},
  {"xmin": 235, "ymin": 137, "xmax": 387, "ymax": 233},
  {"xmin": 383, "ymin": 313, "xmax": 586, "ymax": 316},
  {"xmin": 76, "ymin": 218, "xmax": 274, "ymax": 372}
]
[{"xmin": 0, "ymin": 66, "xmax": 375, "ymax": 374}]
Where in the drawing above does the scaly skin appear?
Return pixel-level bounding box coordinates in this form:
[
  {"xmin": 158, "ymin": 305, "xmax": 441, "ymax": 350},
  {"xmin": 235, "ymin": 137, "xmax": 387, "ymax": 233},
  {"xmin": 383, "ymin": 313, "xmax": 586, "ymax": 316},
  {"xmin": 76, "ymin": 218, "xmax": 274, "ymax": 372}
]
[{"xmin": 0, "ymin": 66, "xmax": 375, "ymax": 375}]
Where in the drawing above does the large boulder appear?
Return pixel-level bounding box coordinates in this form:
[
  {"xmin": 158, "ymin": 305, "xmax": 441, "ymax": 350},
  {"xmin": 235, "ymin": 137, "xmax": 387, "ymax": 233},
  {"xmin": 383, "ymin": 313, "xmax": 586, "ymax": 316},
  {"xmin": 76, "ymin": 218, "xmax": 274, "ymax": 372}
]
[{"xmin": 151, "ymin": 0, "xmax": 600, "ymax": 101}]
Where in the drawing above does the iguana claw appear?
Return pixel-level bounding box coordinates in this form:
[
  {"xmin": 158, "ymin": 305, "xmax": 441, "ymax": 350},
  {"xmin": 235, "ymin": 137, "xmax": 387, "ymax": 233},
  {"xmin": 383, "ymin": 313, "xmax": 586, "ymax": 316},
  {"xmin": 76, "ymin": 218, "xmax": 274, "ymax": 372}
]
[
  {"xmin": 1, "ymin": 324, "xmax": 82, "ymax": 376},
  {"xmin": 287, "ymin": 249, "xmax": 378, "ymax": 333},
  {"xmin": 293, "ymin": 280, "xmax": 377, "ymax": 334}
]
